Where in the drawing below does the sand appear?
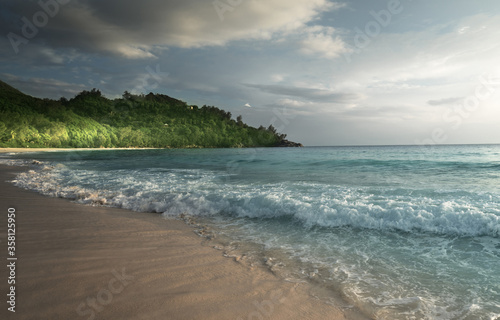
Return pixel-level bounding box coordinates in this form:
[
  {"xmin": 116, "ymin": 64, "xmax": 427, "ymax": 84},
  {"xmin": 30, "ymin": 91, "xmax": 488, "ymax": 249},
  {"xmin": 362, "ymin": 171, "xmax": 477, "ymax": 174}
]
[{"xmin": 0, "ymin": 150, "xmax": 368, "ymax": 320}]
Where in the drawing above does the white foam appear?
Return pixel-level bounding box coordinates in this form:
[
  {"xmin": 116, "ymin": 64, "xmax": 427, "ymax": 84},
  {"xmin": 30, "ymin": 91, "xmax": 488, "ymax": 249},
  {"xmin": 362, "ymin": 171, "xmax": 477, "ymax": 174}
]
[
  {"xmin": 0, "ymin": 158, "xmax": 32, "ymax": 167},
  {"xmin": 9, "ymin": 162, "xmax": 500, "ymax": 238}
]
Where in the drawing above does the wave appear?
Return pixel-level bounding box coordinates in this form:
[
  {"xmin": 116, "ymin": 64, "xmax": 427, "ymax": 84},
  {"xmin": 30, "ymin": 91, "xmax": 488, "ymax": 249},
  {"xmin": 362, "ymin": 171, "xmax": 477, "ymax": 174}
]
[
  {"xmin": 304, "ymin": 158, "xmax": 500, "ymax": 170},
  {"xmin": 9, "ymin": 162, "xmax": 500, "ymax": 238}
]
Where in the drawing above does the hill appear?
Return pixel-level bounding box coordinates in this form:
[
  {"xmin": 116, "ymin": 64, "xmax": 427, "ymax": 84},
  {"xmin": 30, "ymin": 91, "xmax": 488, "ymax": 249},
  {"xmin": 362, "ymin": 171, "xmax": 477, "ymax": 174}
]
[{"xmin": 0, "ymin": 80, "xmax": 301, "ymax": 148}]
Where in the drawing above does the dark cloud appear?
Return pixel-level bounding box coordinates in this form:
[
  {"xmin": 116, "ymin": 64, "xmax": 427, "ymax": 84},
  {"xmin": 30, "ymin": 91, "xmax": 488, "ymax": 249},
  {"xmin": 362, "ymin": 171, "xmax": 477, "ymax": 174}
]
[
  {"xmin": 1, "ymin": 73, "xmax": 87, "ymax": 99},
  {"xmin": 1, "ymin": 0, "xmax": 334, "ymax": 58},
  {"xmin": 244, "ymin": 83, "xmax": 360, "ymax": 103}
]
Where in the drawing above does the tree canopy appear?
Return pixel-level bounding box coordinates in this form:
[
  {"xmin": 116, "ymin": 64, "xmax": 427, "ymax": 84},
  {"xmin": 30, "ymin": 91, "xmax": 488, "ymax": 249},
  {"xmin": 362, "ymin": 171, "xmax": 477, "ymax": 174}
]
[{"xmin": 0, "ymin": 80, "xmax": 292, "ymax": 148}]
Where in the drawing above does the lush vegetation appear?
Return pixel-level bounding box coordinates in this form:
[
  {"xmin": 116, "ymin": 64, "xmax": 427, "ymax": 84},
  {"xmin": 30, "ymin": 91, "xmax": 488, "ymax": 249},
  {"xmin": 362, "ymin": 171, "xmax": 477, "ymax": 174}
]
[{"xmin": 0, "ymin": 80, "xmax": 288, "ymax": 148}]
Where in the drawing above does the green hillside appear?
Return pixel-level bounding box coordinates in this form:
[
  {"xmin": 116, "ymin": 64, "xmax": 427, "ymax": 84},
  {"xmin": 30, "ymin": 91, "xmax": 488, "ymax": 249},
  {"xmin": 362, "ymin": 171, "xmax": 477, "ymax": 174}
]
[{"xmin": 0, "ymin": 80, "xmax": 293, "ymax": 148}]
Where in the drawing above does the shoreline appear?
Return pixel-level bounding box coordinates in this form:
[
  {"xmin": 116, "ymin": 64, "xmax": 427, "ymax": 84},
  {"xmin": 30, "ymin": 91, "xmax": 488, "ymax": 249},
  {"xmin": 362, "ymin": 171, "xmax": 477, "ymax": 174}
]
[
  {"xmin": 0, "ymin": 147, "xmax": 162, "ymax": 154},
  {"xmin": 0, "ymin": 163, "xmax": 365, "ymax": 320}
]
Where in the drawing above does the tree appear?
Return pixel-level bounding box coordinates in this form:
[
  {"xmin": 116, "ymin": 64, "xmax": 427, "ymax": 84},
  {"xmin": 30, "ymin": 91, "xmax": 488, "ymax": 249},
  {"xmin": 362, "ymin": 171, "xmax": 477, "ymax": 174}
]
[
  {"xmin": 267, "ymin": 124, "xmax": 277, "ymax": 134},
  {"xmin": 122, "ymin": 91, "xmax": 133, "ymax": 100},
  {"xmin": 0, "ymin": 121, "xmax": 7, "ymax": 141},
  {"xmin": 236, "ymin": 115, "xmax": 243, "ymax": 127}
]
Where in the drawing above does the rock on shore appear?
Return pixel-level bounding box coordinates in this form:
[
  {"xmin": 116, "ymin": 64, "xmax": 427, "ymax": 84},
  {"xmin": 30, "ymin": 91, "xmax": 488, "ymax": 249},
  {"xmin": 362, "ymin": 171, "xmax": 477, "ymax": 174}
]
[{"xmin": 274, "ymin": 139, "xmax": 304, "ymax": 147}]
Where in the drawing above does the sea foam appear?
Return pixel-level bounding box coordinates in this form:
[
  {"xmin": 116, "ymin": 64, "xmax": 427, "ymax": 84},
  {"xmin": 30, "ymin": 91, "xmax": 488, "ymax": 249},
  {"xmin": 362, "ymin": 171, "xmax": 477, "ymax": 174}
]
[{"xmin": 10, "ymin": 162, "xmax": 500, "ymax": 238}]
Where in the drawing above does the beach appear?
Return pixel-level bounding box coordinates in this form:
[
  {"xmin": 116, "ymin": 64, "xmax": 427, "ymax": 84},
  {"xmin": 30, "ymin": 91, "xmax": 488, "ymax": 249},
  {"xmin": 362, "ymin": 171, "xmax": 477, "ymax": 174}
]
[
  {"xmin": 0, "ymin": 151, "xmax": 355, "ymax": 320},
  {"xmin": 2, "ymin": 146, "xmax": 498, "ymax": 320}
]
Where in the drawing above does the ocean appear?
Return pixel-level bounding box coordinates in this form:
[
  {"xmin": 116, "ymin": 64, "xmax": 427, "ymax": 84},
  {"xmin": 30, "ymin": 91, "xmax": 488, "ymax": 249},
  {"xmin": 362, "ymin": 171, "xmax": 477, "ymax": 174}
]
[{"xmin": 2, "ymin": 145, "xmax": 499, "ymax": 320}]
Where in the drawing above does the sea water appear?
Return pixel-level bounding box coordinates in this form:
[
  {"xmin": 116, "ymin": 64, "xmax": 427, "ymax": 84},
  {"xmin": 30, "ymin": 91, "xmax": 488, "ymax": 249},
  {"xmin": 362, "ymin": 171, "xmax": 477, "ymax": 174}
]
[{"xmin": 1, "ymin": 145, "xmax": 499, "ymax": 320}]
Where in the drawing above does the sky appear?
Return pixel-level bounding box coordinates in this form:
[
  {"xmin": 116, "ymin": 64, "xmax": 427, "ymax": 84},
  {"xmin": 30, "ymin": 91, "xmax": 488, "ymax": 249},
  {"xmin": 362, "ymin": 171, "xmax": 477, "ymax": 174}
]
[{"xmin": 1, "ymin": 0, "xmax": 500, "ymax": 146}]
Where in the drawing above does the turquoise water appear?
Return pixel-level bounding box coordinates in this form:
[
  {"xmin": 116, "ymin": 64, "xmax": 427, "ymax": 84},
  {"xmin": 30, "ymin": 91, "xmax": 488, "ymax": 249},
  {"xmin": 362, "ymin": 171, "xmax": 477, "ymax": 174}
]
[{"xmin": 2, "ymin": 145, "xmax": 500, "ymax": 319}]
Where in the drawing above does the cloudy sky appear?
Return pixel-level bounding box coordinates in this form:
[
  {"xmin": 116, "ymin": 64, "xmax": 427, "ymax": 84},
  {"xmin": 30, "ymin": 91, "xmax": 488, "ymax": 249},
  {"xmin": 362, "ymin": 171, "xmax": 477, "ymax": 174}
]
[{"xmin": 2, "ymin": 0, "xmax": 500, "ymax": 146}]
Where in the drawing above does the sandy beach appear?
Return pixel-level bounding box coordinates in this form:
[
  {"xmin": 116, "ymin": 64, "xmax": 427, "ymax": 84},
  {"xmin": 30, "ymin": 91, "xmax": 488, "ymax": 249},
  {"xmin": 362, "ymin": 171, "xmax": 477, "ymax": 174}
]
[{"xmin": 0, "ymin": 153, "xmax": 363, "ymax": 320}]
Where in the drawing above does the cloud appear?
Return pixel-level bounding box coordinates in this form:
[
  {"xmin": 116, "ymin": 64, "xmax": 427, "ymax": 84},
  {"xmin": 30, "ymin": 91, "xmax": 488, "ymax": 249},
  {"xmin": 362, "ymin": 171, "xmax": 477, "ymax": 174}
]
[
  {"xmin": 244, "ymin": 83, "xmax": 360, "ymax": 103},
  {"xmin": 1, "ymin": 73, "xmax": 87, "ymax": 98},
  {"xmin": 271, "ymin": 74, "xmax": 285, "ymax": 82},
  {"xmin": 427, "ymin": 97, "xmax": 464, "ymax": 106},
  {"xmin": 277, "ymin": 98, "xmax": 310, "ymax": 108},
  {"xmin": 338, "ymin": 104, "xmax": 425, "ymax": 120},
  {"xmin": 244, "ymin": 103, "xmax": 252, "ymax": 108},
  {"xmin": 323, "ymin": 13, "xmax": 500, "ymax": 125},
  {"xmin": 346, "ymin": 14, "xmax": 500, "ymax": 85},
  {"xmin": 270, "ymin": 98, "xmax": 316, "ymax": 115},
  {"xmin": 300, "ymin": 26, "xmax": 350, "ymax": 59},
  {"xmin": 1, "ymin": 0, "xmax": 341, "ymax": 58}
]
